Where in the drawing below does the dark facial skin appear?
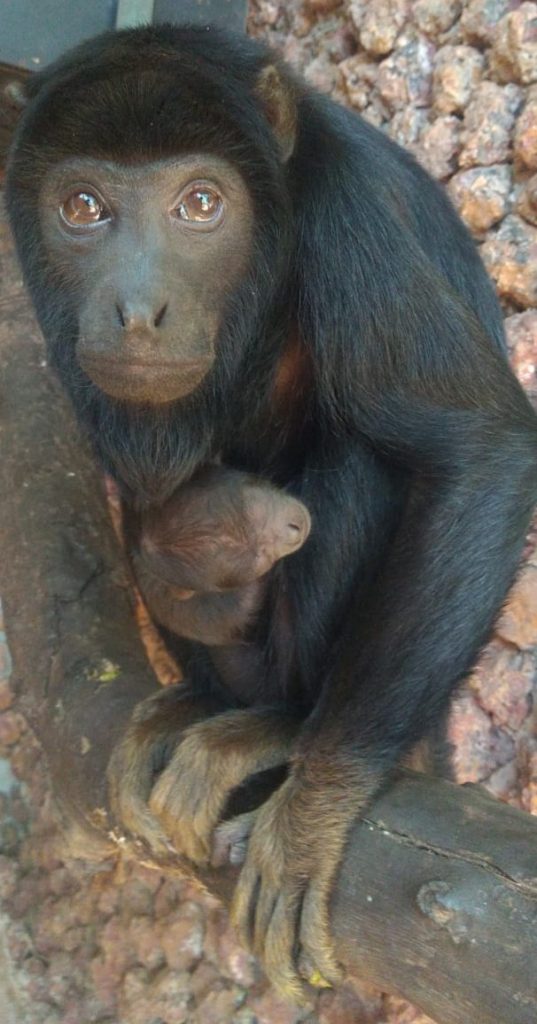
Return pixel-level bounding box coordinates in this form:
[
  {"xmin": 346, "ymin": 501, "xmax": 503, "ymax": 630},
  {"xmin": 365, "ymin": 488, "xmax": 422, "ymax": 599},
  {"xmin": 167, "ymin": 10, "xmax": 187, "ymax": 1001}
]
[
  {"xmin": 134, "ymin": 466, "xmax": 311, "ymax": 646},
  {"xmin": 39, "ymin": 156, "xmax": 254, "ymax": 404}
]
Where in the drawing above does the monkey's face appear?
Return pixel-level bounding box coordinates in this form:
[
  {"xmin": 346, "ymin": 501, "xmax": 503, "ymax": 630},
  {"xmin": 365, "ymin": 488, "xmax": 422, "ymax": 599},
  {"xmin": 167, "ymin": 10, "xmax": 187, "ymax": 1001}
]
[
  {"xmin": 38, "ymin": 155, "xmax": 254, "ymax": 404},
  {"xmin": 6, "ymin": 29, "xmax": 295, "ymax": 427}
]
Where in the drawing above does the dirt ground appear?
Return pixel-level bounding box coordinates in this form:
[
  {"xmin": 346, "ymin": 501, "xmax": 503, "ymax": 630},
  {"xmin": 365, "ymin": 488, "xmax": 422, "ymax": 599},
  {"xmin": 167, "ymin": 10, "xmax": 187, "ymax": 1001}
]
[{"xmin": 1, "ymin": 1, "xmax": 537, "ymax": 1022}]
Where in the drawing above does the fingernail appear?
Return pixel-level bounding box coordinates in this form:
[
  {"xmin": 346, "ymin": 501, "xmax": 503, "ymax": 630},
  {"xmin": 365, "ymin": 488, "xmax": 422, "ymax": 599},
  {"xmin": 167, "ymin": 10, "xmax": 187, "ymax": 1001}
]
[{"xmin": 309, "ymin": 970, "xmax": 332, "ymax": 989}]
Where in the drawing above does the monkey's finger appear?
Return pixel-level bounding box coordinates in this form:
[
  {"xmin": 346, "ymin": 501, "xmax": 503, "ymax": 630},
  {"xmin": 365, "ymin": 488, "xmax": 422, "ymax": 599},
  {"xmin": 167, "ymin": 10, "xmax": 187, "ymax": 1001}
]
[
  {"xmin": 108, "ymin": 737, "xmax": 155, "ymax": 815},
  {"xmin": 299, "ymin": 880, "xmax": 343, "ymax": 986},
  {"xmin": 149, "ymin": 764, "xmax": 199, "ymax": 829},
  {"xmin": 174, "ymin": 819, "xmax": 211, "ymax": 866},
  {"xmin": 263, "ymin": 892, "xmax": 312, "ymax": 1006},
  {"xmin": 149, "ymin": 787, "xmax": 211, "ymax": 865},
  {"xmin": 252, "ymin": 875, "xmax": 280, "ymax": 956},
  {"xmin": 148, "ymin": 761, "xmax": 182, "ymax": 818},
  {"xmin": 231, "ymin": 856, "xmax": 262, "ymax": 951},
  {"xmin": 114, "ymin": 796, "xmax": 175, "ymax": 857},
  {"xmin": 211, "ymin": 810, "xmax": 257, "ymax": 867}
]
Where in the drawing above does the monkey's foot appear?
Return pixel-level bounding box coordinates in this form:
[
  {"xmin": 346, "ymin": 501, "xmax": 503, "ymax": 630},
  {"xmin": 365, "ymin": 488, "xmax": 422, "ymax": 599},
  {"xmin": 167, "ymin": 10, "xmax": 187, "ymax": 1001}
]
[
  {"xmin": 148, "ymin": 708, "xmax": 297, "ymax": 864},
  {"xmin": 231, "ymin": 767, "xmax": 377, "ymax": 1005}
]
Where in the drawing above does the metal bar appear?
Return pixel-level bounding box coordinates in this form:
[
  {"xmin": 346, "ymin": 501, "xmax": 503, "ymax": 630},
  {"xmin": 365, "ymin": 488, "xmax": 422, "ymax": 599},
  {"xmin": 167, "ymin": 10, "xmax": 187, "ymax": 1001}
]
[
  {"xmin": 116, "ymin": 0, "xmax": 156, "ymax": 28},
  {"xmin": 154, "ymin": 1, "xmax": 248, "ymax": 31}
]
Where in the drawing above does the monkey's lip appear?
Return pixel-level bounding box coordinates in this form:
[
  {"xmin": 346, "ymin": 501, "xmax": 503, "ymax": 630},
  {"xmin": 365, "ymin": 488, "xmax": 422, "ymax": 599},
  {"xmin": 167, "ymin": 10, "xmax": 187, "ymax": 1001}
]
[
  {"xmin": 79, "ymin": 353, "xmax": 213, "ymax": 403},
  {"xmin": 81, "ymin": 354, "xmax": 206, "ymax": 371}
]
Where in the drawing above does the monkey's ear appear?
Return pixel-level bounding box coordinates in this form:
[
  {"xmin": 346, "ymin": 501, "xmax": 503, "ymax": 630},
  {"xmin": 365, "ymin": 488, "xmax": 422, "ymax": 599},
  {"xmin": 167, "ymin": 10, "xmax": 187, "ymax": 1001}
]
[
  {"xmin": 1, "ymin": 75, "xmax": 30, "ymax": 117},
  {"xmin": 0, "ymin": 77, "xmax": 29, "ymax": 163},
  {"xmin": 3, "ymin": 78, "xmax": 29, "ymax": 111},
  {"xmin": 256, "ymin": 64, "xmax": 297, "ymax": 162}
]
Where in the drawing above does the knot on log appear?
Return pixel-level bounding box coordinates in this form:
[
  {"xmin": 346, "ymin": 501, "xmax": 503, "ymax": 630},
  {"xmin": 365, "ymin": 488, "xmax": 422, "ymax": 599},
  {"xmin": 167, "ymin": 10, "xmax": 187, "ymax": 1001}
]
[{"xmin": 417, "ymin": 880, "xmax": 468, "ymax": 943}]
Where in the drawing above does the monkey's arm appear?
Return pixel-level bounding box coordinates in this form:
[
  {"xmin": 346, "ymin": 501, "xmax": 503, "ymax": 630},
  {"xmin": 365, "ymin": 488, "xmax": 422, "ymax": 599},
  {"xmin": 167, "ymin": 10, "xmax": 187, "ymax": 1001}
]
[{"xmin": 230, "ymin": 259, "xmax": 537, "ymax": 1001}]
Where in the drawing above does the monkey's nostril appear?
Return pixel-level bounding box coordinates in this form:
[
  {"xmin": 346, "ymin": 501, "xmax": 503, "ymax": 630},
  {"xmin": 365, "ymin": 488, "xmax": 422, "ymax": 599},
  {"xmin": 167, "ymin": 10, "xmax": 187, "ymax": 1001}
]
[
  {"xmin": 116, "ymin": 303, "xmax": 167, "ymax": 330},
  {"xmin": 154, "ymin": 303, "xmax": 168, "ymax": 328},
  {"xmin": 284, "ymin": 508, "xmax": 311, "ymax": 549},
  {"xmin": 284, "ymin": 521, "xmax": 306, "ymax": 549}
]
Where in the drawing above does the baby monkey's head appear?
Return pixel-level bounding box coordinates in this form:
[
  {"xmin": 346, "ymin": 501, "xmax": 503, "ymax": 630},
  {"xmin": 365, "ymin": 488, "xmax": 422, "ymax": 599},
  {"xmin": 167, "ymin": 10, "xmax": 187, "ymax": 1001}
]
[{"xmin": 138, "ymin": 466, "xmax": 311, "ymax": 598}]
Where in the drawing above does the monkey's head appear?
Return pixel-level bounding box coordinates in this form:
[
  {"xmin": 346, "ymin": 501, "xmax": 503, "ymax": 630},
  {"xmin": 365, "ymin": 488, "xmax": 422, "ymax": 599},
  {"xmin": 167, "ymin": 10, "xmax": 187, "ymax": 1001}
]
[
  {"xmin": 137, "ymin": 467, "xmax": 311, "ymax": 596},
  {"xmin": 5, "ymin": 26, "xmax": 298, "ymax": 424}
]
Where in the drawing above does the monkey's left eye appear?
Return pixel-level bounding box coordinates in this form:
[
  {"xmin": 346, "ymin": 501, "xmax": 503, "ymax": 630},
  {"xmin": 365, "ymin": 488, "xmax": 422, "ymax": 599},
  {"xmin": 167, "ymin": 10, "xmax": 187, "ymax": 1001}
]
[
  {"xmin": 60, "ymin": 191, "xmax": 110, "ymax": 228},
  {"xmin": 173, "ymin": 184, "xmax": 224, "ymax": 226}
]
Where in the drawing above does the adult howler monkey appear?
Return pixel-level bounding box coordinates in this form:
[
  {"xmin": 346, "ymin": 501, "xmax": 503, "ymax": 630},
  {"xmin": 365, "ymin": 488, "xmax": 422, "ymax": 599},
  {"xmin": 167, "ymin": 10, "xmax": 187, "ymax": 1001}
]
[{"xmin": 6, "ymin": 24, "xmax": 537, "ymax": 1002}]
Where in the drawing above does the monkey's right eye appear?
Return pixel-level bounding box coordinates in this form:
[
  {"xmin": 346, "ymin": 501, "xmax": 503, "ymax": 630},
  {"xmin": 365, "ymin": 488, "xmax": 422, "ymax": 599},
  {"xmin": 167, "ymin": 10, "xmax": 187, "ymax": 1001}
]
[{"xmin": 60, "ymin": 191, "xmax": 110, "ymax": 228}]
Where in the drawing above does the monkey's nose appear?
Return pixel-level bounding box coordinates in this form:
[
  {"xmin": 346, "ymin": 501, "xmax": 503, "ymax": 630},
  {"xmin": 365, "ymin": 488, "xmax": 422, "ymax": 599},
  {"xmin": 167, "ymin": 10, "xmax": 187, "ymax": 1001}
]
[
  {"xmin": 282, "ymin": 505, "xmax": 311, "ymax": 550},
  {"xmin": 116, "ymin": 302, "xmax": 168, "ymax": 331}
]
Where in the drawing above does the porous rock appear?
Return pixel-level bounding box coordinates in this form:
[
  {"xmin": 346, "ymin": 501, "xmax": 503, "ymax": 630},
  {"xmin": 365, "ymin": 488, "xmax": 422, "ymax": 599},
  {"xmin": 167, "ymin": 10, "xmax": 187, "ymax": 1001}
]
[
  {"xmin": 459, "ymin": 81, "xmax": 523, "ymax": 167},
  {"xmin": 377, "ymin": 31, "xmax": 435, "ymax": 110},
  {"xmin": 448, "ymin": 164, "xmax": 512, "ymax": 233},
  {"xmin": 505, "ymin": 309, "xmax": 537, "ymax": 397},
  {"xmin": 433, "ymin": 44, "xmax": 485, "ymax": 113},
  {"xmin": 413, "ymin": 0, "xmax": 462, "ymax": 37},
  {"xmin": 460, "ymin": 0, "xmax": 521, "ymax": 47},
  {"xmin": 416, "ymin": 114, "xmax": 461, "ymax": 178},
  {"xmin": 490, "ymin": 2, "xmax": 537, "ymax": 85},
  {"xmin": 339, "ymin": 54, "xmax": 378, "ymax": 108},
  {"xmin": 481, "ymin": 213, "xmax": 537, "ymax": 305},
  {"xmin": 359, "ymin": 0, "xmax": 410, "ymax": 55},
  {"xmin": 514, "ymin": 85, "xmax": 537, "ymax": 167},
  {"xmin": 515, "ymin": 172, "xmax": 537, "ymax": 223}
]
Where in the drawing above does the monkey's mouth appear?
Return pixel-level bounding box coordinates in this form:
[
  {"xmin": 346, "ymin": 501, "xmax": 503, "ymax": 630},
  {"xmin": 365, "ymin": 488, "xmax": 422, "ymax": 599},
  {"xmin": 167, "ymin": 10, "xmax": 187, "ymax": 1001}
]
[{"xmin": 78, "ymin": 354, "xmax": 213, "ymax": 404}]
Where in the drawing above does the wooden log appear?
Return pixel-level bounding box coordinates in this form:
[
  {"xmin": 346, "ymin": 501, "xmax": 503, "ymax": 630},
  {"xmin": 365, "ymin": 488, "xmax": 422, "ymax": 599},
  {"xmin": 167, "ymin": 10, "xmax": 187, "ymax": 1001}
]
[
  {"xmin": 328, "ymin": 773, "xmax": 537, "ymax": 1024},
  {"xmin": 0, "ymin": 207, "xmax": 158, "ymax": 855},
  {"xmin": 1, "ymin": 203, "xmax": 537, "ymax": 1024}
]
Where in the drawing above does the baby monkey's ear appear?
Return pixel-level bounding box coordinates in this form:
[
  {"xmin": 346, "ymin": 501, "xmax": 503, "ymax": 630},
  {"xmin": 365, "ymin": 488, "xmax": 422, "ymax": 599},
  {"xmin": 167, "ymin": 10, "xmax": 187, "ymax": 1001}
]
[{"xmin": 255, "ymin": 64, "xmax": 297, "ymax": 162}]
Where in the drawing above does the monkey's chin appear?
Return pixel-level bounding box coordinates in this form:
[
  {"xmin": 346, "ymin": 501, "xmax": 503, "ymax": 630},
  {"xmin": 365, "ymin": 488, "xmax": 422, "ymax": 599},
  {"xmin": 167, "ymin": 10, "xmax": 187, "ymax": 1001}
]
[{"xmin": 79, "ymin": 356, "xmax": 213, "ymax": 405}]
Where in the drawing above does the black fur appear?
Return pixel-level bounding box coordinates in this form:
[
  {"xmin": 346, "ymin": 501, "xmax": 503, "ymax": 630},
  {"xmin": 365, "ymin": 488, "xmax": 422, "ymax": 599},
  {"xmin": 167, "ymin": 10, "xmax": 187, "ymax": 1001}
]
[{"xmin": 6, "ymin": 23, "xmax": 537, "ymax": 771}]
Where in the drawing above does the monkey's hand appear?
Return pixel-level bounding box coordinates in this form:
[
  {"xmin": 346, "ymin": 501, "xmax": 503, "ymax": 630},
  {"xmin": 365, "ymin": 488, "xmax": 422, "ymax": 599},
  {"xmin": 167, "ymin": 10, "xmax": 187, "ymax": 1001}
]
[
  {"xmin": 107, "ymin": 682, "xmax": 228, "ymax": 856},
  {"xmin": 231, "ymin": 758, "xmax": 380, "ymax": 1005},
  {"xmin": 148, "ymin": 708, "xmax": 298, "ymax": 865}
]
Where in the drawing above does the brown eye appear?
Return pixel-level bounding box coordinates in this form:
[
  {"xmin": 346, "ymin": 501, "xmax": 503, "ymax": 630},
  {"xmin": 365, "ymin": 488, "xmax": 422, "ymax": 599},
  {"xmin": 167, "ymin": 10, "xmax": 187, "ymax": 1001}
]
[
  {"xmin": 174, "ymin": 184, "xmax": 223, "ymax": 226},
  {"xmin": 60, "ymin": 191, "xmax": 109, "ymax": 227}
]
